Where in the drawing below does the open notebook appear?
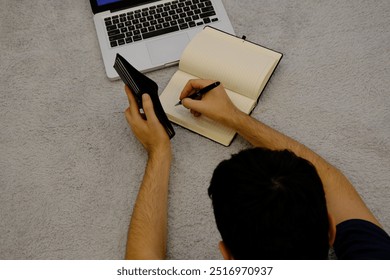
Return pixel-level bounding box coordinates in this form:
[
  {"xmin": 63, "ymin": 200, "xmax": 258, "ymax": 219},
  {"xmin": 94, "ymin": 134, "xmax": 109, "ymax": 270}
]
[{"xmin": 160, "ymin": 26, "xmax": 282, "ymax": 146}]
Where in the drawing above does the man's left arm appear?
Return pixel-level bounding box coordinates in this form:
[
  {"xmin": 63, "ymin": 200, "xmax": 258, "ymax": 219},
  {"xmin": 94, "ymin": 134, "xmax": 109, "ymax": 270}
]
[{"xmin": 124, "ymin": 86, "xmax": 172, "ymax": 259}]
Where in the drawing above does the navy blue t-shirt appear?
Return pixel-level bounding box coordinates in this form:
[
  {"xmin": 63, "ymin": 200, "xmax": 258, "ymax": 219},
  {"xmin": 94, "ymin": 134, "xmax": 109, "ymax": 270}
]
[{"xmin": 333, "ymin": 219, "xmax": 390, "ymax": 259}]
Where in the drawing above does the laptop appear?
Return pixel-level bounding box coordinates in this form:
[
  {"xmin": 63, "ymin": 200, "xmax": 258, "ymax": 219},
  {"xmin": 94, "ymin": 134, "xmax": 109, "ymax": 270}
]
[{"xmin": 90, "ymin": 0, "xmax": 235, "ymax": 80}]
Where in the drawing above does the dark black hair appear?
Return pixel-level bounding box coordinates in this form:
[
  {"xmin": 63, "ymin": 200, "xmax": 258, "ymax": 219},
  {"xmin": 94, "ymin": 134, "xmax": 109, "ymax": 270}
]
[{"xmin": 208, "ymin": 148, "xmax": 329, "ymax": 259}]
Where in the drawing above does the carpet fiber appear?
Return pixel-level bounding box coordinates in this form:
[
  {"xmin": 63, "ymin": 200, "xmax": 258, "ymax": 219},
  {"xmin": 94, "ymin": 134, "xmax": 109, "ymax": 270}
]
[{"xmin": 1, "ymin": 0, "xmax": 389, "ymax": 259}]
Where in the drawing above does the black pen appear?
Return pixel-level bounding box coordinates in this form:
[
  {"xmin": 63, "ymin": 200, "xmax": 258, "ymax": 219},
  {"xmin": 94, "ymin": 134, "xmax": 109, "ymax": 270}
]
[{"xmin": 175, "ymin": 81, "xmax": 220, "ymax": 106}]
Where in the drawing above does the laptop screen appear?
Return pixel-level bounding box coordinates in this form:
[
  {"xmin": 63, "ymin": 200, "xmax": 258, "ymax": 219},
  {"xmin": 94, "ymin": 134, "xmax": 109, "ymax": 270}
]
[
  {"xmin": 90, "ymin": 0, "xmax": 157, "ymax": 14},
  {"xmin": 97, "ymin": 0, "xmax": 121, "ymax": 6}
]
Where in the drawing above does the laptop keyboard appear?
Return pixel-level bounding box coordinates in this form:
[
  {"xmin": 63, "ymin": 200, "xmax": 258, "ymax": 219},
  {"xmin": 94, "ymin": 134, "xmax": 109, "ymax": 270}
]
[{"xmin": 104, "ymin": 0, "xmax": 219, "ymax": 48}]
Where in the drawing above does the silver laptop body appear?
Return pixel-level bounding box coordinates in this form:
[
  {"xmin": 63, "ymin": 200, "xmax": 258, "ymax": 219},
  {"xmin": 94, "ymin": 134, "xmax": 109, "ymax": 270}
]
[{"xmin": 90, "ymin": 0, "xmax": 235, "ymax": 80}]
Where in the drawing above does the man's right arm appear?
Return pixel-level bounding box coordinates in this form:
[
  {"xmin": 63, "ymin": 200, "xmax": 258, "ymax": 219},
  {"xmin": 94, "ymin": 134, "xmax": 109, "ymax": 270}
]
[{"xmin": 180, "ymin": 79, "xmax": 381, "ymax": 228}]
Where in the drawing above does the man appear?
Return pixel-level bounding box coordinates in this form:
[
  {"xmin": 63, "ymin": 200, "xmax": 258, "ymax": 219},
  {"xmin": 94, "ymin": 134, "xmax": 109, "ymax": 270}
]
[{"xmin": 123, "ymin": 79, "xmax": 390, "ymax": 260}]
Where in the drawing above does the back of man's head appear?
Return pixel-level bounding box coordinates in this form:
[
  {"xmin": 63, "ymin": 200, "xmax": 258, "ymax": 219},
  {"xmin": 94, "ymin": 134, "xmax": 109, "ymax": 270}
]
[{"xmin": 208, "ymin": 148, "xmax": 329, "ymax": 259}]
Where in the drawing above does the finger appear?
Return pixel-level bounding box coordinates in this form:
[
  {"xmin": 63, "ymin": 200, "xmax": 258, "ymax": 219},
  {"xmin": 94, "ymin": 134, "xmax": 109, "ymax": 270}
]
[
  {"xmin": 180, "ymin": 79, "xmax": 209, "ymax": 100},
  {"xmin": 141, "ymin": 94, "xmax": 159, "ymax": 123},
  {"xmin": 124, "ymin": 107, "xmax": 134, "ymax": 127},
  {"xmin": 125, "ymin": 85, "xmax": 134, "ymax": 105},
  {"xmin": 125, "ymin": 86, "xmax": 141, "ymax": 118},
  {"xmin": 182, "ymin": 97, "xmax": 204, "ymax": 113},
  {"xmin": 179, "ymin": 80, "xmax": 196, "ymax": 100},
  {"xmin": 190, "ymin": 109, "xmax": 201, "ymax": 117}
]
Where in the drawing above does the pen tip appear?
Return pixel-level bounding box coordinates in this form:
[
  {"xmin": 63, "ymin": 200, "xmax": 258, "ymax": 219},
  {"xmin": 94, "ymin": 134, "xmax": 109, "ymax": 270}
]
[{"xmin": 175, "ymin": 101, "xmax": 181, "ymax": 106}]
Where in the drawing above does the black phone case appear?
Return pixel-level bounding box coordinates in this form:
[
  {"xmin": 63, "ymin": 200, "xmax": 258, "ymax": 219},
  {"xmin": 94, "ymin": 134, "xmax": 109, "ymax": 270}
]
[{"xmin": 113, "ymin": 53, "xmax": 175, "ymax": 139}]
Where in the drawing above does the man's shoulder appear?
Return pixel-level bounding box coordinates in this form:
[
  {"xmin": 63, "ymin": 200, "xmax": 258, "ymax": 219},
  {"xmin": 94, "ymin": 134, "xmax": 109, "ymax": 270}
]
[{"xmin": 334, "ymin": 219, "xmax": 390, "ymax": 260}]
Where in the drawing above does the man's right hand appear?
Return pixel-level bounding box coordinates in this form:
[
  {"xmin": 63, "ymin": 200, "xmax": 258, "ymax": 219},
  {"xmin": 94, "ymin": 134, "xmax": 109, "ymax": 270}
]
[{"xmin": 179, "ymin": 79, "xmax": 244, "ymax": 127}]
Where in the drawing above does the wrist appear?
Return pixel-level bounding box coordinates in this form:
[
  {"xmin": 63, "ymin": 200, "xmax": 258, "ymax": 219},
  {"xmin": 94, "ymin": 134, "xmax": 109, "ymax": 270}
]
[
  {"xmin": 148, "ymin": 143, "xmax": 172, "ymax": 162},
  {"xmin": 223, "ymin": 108, "xmax": 248, "ymax": 131}
]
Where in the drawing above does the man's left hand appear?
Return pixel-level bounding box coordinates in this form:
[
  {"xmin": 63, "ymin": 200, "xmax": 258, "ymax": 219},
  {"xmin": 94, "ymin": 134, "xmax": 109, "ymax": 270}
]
[{"xmin": 124, "ymin": 86, "xmax": 171, "ymax": 157}]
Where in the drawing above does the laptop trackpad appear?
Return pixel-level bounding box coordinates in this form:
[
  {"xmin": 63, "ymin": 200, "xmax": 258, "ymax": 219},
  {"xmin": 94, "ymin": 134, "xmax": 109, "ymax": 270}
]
[{"xmin": 146, "ymin": 33, "xmax": 190, "ymax": 65}]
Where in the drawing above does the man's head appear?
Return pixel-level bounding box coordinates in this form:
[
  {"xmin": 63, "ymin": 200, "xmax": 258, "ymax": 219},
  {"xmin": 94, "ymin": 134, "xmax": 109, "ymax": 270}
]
[{"xmin": 208, "ymin": 148, "xmax": 330, "ymax": 259}]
